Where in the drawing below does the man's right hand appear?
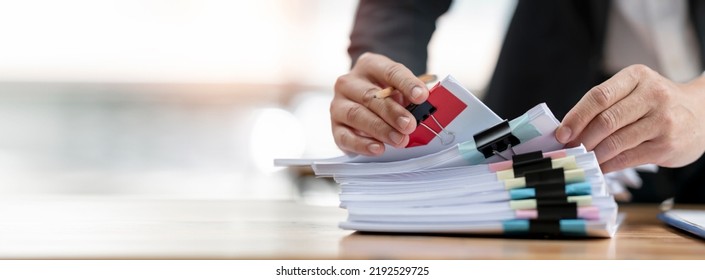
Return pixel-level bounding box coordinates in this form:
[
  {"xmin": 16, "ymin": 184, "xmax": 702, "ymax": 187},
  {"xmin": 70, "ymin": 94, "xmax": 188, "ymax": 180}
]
[{"xmin": 331, "ymin": 52, "xmax": 430, "ymax": 156}]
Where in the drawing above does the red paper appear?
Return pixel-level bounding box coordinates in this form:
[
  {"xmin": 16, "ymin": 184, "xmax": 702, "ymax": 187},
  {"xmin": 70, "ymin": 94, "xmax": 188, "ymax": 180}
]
[{"xmin": 406, "ymin": 83, "xmax": 467, "ymax": 148}]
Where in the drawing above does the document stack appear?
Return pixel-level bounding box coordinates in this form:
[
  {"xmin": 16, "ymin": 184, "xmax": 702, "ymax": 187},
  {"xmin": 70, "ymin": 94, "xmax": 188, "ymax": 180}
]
[{"xmin": 276, "ymin": 75, "xmax": 619, "ymax": 237}]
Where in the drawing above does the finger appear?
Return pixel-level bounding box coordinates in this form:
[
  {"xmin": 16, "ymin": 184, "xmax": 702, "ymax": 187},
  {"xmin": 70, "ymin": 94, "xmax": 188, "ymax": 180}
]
[
  {"xmin": 336, "ymin": 76, "xmax": 416, "ymax": 135},
  {"xmin": 368, "ymin": 95, "xmax": 417, "ymax": 135},
  {"xmin": 332, "ymin": 124, "xmax": 385, "ymax": 156},
  {"xmin": 557, "ymin": 65, "xmax": 649, "ymax": 144},
  {"xmin": 391, "ymin": 89, "xmax": 406, "ymax": 105},
  {"xmin": 576, "ymin": 86, "xmax": 652, "ymax": 150},
  {"xmin": 592, "ymin": 115, "xmax": 660, "ymax": 164},
  {"xmin": 355, "ymin": 52, "xmax": 429, "ymax": 104},
  {"xmin": 330, "ymin": 98, "xmax": 410, "ymax": 147},
  {"xmin": 600, "ymin": 141, "xmax": 658, "ymax": 173}
]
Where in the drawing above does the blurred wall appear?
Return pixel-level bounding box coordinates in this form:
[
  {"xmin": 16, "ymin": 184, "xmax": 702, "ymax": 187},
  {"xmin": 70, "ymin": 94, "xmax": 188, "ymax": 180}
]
[
  {"xmin": 0, "ymin": 0, "xmax": 515, "ymax": 90},
  {"xmin": 0, "ymin": 0, "xmax": 515, "ymax": 199}
]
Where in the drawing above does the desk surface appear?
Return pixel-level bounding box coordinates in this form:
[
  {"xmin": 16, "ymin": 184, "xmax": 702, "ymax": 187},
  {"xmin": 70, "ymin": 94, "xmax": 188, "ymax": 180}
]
[{"xmin": 0, "ymin": 197, "xmax": 703, "ymax": 259}]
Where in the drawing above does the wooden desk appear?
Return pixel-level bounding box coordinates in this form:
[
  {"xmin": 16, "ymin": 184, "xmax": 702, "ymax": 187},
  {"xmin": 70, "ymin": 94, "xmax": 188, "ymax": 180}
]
[{"xmin": 0, "ymin": 197, "xmax": 703, "ymax": 259}]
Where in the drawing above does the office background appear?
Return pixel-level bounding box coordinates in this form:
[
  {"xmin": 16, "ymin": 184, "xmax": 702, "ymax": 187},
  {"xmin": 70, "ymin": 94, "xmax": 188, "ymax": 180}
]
[{"xmin": 0, "ymin": 0, "xmax": 515, "ymax": 203}]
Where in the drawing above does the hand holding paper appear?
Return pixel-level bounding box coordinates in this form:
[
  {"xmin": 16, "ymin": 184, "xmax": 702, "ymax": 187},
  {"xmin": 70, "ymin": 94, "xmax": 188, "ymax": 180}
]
[
  {"xmin": 558, "ymin": 64, "xmax": 705, "ymax": 172},
  {"xmin": 277, "ymin": 74, "xmax": 501, "ymax": 166},
  {"xmin": 277, "ymin": 74, "xmax": 621, "ymax": 237},
  {"xmin": 331, "ymin": 52, "xmax": 430, "ymax": 156}
]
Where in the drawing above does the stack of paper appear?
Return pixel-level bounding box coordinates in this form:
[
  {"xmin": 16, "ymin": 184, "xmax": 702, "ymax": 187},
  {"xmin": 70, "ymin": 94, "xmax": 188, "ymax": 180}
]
[
  {"xmin": 337, "ymin": 148, "xmax": 618, "ymax": 237},
  {"xmin": 276, "ymin": 75, "xmax": 619, "ymax": 237}
]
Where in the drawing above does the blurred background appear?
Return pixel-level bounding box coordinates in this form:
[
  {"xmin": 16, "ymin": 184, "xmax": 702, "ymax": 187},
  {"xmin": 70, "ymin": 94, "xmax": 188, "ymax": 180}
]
[{"xmin": 0, "ymin": 0, "xmax": 516, "ymax": 204}]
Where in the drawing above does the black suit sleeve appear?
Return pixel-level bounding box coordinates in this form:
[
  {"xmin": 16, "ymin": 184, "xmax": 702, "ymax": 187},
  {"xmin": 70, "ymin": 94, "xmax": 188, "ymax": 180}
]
[{"xmin": 348, "ymin": 0, "xmax": 452, "ymax": 75}]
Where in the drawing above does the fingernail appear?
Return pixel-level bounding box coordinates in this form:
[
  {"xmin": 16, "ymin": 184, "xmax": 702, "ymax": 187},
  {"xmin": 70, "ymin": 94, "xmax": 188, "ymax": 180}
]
[
  {"xmin": 389, "ymin": 131, "xmax": 404, "ymax": 144},
  {"xmin": 556, "ymin": 125, "xmax": 572, "ymax": 144},
  {"xmin": 411, "ymin": 86, "xmax": 423, "ymax": 101},
  {"xmin": 368, "ymin": 143, "xmax": 382, "ymax": 154},
  {"xmin": 397, "ymin": 116, "xmax": 411, "ymax": 129}
]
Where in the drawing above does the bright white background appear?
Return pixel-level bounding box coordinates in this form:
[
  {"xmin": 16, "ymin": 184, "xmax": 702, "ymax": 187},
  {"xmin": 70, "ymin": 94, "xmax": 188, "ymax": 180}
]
[
  {"xmin": 0, "ymin": 0, "xmax": 514, "ymax": 89},
  {"xmin": 0, "ymin": 0, "xmax": 516, "ymax": 200}
]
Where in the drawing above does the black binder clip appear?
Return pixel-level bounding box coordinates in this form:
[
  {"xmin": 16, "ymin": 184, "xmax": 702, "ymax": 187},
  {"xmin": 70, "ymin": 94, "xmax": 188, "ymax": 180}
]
[
  {"xmin": 406, "ymin": 101, "xmax": 455, "ymax": 145},
  {"xmin": 535, "ymin": 202, "xmax": 578, "ymax": 220},
  {"xmin": 512, "ymin": 151, "xmax": 544, "ymax": 164},
  {"xmin": 528, "ymin": 220, "xmax": 562, "ymax": 236},
  {"xmin": 513, "ymin": 158, "xmax": 552, "ymax": 178},
  {"xmin": 525, "ymin": 168, "xmax": 566, "ymax": 187},
  {"xmin": 525, "ymin": 168, "xmax": 567, "ymax": 198},
  {"xmin": 510, "ymin": 151, "xmax": 550, "ymax": 177},
  {"xmin": 406, "ymin": 101, "xmax": 436, "ymax": 125},
  {"xmin": 473, "ymin": 120, "xmax": 520, "ymax": 160}
]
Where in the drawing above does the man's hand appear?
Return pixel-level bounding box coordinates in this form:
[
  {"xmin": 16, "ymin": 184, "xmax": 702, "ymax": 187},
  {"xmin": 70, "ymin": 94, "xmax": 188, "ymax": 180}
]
[
  {"xmin": 557, "ymin": 64, "xmax": 705, "ymax": 173},
  {"xmin": 332, "ymin": 53, "xmax": 429, "ymax": 156}
]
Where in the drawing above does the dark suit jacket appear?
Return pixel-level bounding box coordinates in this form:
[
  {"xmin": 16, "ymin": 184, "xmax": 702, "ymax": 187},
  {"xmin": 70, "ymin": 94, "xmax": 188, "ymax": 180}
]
[{"xmin": 348, "ymin": 0, "xmax": 705, "ymax": 203}]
